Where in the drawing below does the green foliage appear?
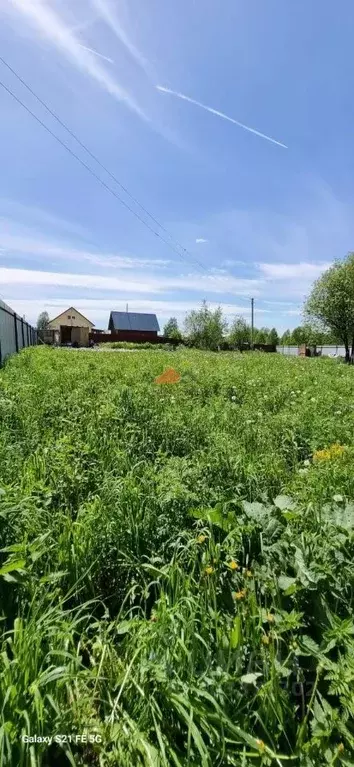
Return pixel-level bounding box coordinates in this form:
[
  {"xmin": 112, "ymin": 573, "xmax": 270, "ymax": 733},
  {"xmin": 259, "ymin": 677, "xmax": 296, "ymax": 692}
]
[
  {"xmin": 1, "ymin": 347, "xmax": 354, "ymax": 764},
  {"xmin": 254, "ymin": 327, "xmax": 271, "ymax": 344},
  {"xmin": 280, "ymin": 325, "xmax": 338, "ymax": 347},
  {"xmin": 36, "ymin": 311, "xmax": 50, "ymax": 332},
  {"xmin": 228, "ymin": 316, "xmax": 251, "ymax": 348},
  {"xmin": 163, "ymin": 317, "xmax": 182, "ymax": 340},
  {"xmin": 268, "ymin": 328, "xmax": 279, "ymax": 346},
  {"xmin": 305, "ymin": 252, "xmax": 354, "ymax": 360},
  {"xmin": 184, "ymin": 300, "xmax": 227, "ymax": 350},
  {"xmin": 100, "ymin": 341, "xmax": 176, "ymax": 350}
]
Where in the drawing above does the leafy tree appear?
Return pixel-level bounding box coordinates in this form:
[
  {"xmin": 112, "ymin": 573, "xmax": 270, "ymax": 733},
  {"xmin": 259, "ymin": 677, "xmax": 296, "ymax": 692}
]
[
  {"xmin": 304, "ymin": 253, "xmax": 354, "ymax": 362},
  {"xmin": 291, "ymin": 326, "xmax": 309, "ymax": 345},
  {"xmin": 268, "ymin": 328, "xmax": 279, "ymax": 346},
  {"xmin": 37, "ymin": 311, "xmax": 50, "ymax": 333},
  {"xmin": 280, "ymin": 329, "xmax": 291, "ymax": 344},
  {"xmin": 184, "ymin": 300, "xmax": 227, "ymax": 350},
  {"xmin": 163, "ymin": 317, "xmax": 182, "ymax": 339},
  {"xmin": 254, "ymin": 327, "xmax": 270, "ymax": 344},
  {"xmin": 228, "ymin": 316, "xmax": 251, "ymax": 349}
]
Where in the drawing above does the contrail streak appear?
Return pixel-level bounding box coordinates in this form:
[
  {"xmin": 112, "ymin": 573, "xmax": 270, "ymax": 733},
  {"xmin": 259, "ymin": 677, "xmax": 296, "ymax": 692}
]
[
  {"xmin": 156, "ymin": 85, "xmax": 287, "ymax": 149},
  {"xmin": 78, "ymin": 44, "xmax": 114, "ymax": 64}
]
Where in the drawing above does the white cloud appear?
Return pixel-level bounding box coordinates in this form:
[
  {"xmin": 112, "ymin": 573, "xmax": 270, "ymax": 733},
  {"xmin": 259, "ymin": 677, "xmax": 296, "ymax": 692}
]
[
  {"xmin": 0, "ymin": 266, "xmax": 261, "ymax": 297},
  {"xmin": 196, "ymin": 238, "xmax": 208, "ymax": 244},
  {"xmin": 258, "ymin": 262, "xmax": 331, "ymax": 280},
  {"xmin": 6, "ymin": 0, "xmax": 144, "ymax": 117},
  {"xmin": 90, "ymin": 0, "xmax": 149, "ymax": 73},
  {"xmin": 0, "ymin": 226, "xmax": 170, "ymax": 269}
]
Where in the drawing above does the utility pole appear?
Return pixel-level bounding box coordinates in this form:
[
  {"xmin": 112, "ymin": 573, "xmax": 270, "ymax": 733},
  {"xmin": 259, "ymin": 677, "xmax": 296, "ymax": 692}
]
[
  {"xmin": 251, "ymin": 298, "xmax": 254, "ymax": 350},
  {"xmin": 126, "ymin": 303, "xmax": 128, "ymax": 313}
]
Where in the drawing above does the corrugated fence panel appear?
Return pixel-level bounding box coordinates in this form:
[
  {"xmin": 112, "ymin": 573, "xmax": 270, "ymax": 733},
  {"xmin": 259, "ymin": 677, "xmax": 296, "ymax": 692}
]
[
  {"xmin": 0, "ymin": 300, "xmax": 37, "ymax": 364},
  {"xmin": 276, "ymin": 346, "xmax": 299, "ymax": 356},
  {"xmin": 16, "ymin": 317, "xmax": 24, "ymax": 350},
  {"xmin": 0, "ymin": 305, "xmax": 17, "ymax": 360},
  {"xmin": 277, "ymin": 345, "xmax": 347, "ymax": 357}
]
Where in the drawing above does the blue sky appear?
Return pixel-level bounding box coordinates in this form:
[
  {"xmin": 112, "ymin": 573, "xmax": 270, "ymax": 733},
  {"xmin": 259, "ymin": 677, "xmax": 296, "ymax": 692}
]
[{"xmin": 0, "ymin": 0, "xmax": 354, "ymax": 333}]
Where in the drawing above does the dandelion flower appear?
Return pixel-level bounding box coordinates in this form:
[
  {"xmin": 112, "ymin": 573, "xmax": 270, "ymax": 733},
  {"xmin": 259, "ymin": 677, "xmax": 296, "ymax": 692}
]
[
  {"xmin": 197, "ymin": 534, "xmax": 207, "ymax": 544},
  {"xmin": 245, "ymin": 569, "xmax": 253, "ymax": 578},
  {"xmin": 205, "ymin": 566, "xmax": 214, "ymax": 575},
  {"xmin": 256, "ymin": 740, "xmax": 265, "ymax": 752},
  {"xmin": 338, "ymin": 743, "xmax": 344, "ymax": 753},
  {"xmin": 233, "ymin": 589, "xmax": 246, "ymax": 600},
  {"xmin": 313, "ymin": 443, "xmax": 346, "ymax": 462},
  {"xmin": 228, "ymin": 560, "xmax": 239, "ymax": 570},
  {"xmin": 266, "ymin": 612, "xmax": 274, "ymax": 623},
  {"xmin": 262, "ymin": 634, "xmax": 270, "ymax": 645}
]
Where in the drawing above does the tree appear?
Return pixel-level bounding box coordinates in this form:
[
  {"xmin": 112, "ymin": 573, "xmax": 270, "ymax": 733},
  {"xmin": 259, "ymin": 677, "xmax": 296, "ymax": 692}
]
[
  {"xmin": 184, "ymin": 300, "xmax": 227, "ymax": 350},
  {"xmin": 228, "ymin": 316, "xmax": 251, "ymax": 349},
  {"xmin": 37, "ymin": 311, "xmax": 49, "ymax": 333},
  {"xmin": 304, "ymin": 253, "xmax": 354, "ymax": 362},
  {"xmin": 163, "ymin": 317, "xmax": 182, "ymax": 339},
  {"xmin": 254, "ymin": 327, "xmax": 270, "ymax": 344},
  {"xmin": 280, "ymin": 329, "xmax": 292, "ymax": 344},
  {"xmin": 291, "ymin": 326, "xmax": 308, "ymax": 345},
  {"xmin": 268, "ymin": 328, "xmax": 279, "ymax": 346}
]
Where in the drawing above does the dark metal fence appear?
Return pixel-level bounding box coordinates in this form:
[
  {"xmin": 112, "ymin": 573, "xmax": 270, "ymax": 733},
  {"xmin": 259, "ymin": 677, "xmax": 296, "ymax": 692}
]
[{"xmin": 0, "ymin": 299, "xmax": 38, "ymax": 365}]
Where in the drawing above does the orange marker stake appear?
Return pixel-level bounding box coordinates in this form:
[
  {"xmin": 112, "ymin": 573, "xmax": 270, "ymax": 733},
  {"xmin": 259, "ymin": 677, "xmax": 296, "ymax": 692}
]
[{"xmin": 154, "ymin": 368, "xmax": 181, "ymax": 384}]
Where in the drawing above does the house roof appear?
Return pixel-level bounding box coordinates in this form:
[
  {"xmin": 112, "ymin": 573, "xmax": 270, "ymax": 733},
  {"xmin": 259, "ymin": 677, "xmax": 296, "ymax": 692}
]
[
  {"xmin": 109, "ymin": 311, "xmax": 160, "ymax": 332},
  {"xmin": 48, "ymin": 307, "xmax": 95, "ymax": 327}
]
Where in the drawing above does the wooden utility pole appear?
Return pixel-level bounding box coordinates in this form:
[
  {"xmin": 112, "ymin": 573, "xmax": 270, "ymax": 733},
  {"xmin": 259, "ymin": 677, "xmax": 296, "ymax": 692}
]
[{"xmin": 251, "ymin": 298, "xmax": 254, "ymax": 349}]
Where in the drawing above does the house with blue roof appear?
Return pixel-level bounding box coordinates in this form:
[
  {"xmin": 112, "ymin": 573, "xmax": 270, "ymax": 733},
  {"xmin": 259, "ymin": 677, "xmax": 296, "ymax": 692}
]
[{"xmin": 108, "ymin": 311, "xmax": 160, "ymax": 340}]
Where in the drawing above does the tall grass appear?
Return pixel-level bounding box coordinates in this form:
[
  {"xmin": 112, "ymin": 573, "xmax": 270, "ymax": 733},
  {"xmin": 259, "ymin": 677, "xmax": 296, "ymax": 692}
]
[{"xmin": 1, "ymin": 347, "xmax": 354, "ymax": 764}]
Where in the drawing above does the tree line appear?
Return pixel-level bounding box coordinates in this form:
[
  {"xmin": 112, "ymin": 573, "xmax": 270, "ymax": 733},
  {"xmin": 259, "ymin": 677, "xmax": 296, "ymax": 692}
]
[
  {"xmin": 163, "ymin": 307, "xmax": 336, "ymax": 351},
  {"xmin": 165, "ymin": 252, "xmax": 354, "ymax": 358}
]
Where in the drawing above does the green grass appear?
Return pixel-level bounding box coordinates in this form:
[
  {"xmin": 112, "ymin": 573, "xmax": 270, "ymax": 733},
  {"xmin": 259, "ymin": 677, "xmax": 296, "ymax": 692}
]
[
  {"xmin": 99, "ymin": 340, "xmax": 177, "ymax": 350},
  {"xmin": 1, "ymin": 347, "xmax": 354, "ymax": 766}
]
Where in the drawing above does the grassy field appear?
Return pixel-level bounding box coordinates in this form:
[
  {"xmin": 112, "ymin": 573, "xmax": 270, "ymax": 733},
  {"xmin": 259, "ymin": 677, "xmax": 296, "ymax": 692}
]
[{"xmin": 1, "ymin": 347, "xmax": 354, "ymax": 766}]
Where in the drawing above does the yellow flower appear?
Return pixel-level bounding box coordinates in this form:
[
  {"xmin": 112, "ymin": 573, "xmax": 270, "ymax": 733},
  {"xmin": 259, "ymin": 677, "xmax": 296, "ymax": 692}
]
[
  {"xmin": 313, "ymin": 443, "xmax": 346, "ymax": 462},
  {"xmin": 228, "ymin": 560, "xmax": 239, "ymax": 570},
  {"xmin": 338, "ymin": 743, "xmax": 344, "ymax": 754},
  {"xmin": 205, "ymin": 566, "xmax": 214, "ymax": 575},
  {"xmin": 266, "ymin": 612, "xmax": 274, "ymax": 623},
  {"xmin": 262, "ymin": 634, "xmax": 270, "ymax": 645},
  {"xmin": 197, "ymin": 534, "xmax": 207, "ymax": 544},
  {"xmin": 245, "ymin": 569, "xmax": 253, "ymax": 578},
  {"xmin": 256, "ymin": 740, "xmax": 265, "ymax": 752},
  {"xmin": 233, "ymin": 589, "xmax": 246, "ymax": 600}
]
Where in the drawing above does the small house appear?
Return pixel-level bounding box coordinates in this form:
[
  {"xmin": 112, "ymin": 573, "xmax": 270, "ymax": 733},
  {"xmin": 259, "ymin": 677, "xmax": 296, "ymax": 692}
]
[
  {"xmin": 48, "ymin": 307, "xmax": 94, "ymax": 346},
  {"xmin": 108, "ymin": 311, "xmax": 160, "ymax": 341}
]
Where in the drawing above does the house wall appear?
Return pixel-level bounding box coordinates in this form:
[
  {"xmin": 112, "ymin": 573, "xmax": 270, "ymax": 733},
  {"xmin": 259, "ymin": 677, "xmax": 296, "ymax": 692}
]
[{"xmin": 48, "ymin": 309, "xmax": 93, "ymax": 330}]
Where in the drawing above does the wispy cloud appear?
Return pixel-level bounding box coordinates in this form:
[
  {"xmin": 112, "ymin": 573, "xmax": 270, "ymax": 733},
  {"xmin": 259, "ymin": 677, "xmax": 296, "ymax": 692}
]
[
  {"xmin": 90, "ymin": 0, "xmax": 149, "ymax": 73},
  {"xmin": 259, "ymin": 262, "xmax": 331, "ymax": 280},
  {"xmin": 0, "ymin": 266, "xmax": 261, "ymax": 297},
  {"xmin": 7, "ymin": 0, "xmax": 144, "ymax": 117},
  {"xmin": 77, "ymin": 43, "xmax": 114, "ymax": 64},
  {"xmin": 196, "ymin": 238, "xmax": 208, "ymax": 243},
  {"xmin": 0, "ymin": 225, "xmax": 170, "ymax": 270},
  {"xmin": 156, "ymin": 86, "xmax": 288, "ymax": 149}
]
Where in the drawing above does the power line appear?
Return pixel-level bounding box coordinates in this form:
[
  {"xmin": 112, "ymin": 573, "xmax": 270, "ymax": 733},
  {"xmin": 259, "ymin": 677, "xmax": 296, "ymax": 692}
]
[{"xmin": 0, "ymin": 57, "xmax": 207, "ymax": 274}]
